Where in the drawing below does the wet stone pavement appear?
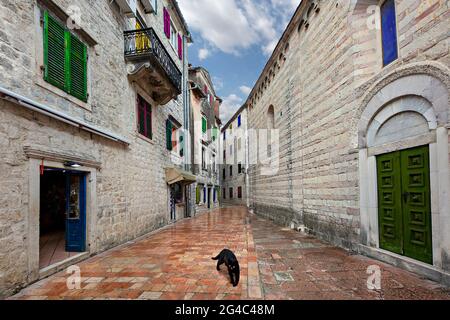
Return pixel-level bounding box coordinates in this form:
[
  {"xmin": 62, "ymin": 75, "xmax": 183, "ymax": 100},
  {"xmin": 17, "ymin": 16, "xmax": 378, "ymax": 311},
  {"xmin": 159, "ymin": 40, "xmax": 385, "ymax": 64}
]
[{"xmin": 10, "ymin": 207, "xmax": 450, "ymax": 300}]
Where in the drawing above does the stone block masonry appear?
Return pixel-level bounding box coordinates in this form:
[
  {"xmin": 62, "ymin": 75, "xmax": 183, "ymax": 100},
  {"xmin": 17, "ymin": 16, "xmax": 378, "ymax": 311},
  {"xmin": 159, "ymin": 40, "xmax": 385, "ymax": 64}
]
[{"xmin": 246, "ymin": 0, "xmax": 450, "ymax": 279}]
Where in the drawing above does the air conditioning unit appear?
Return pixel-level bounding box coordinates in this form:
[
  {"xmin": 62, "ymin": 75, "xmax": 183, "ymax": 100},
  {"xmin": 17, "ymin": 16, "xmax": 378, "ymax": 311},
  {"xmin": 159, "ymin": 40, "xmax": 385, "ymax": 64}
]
[
  {"xmin": 115, "ymin": 0, "xmax": 137, "ymax": 17},
  {"xmin": 141, "ymin": 0, "xmax": 157, "ymax": 13}
]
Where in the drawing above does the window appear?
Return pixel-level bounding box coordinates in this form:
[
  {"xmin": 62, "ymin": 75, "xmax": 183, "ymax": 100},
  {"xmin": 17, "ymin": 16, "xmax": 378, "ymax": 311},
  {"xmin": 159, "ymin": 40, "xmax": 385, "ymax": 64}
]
[
  {"xmin": 223, "ymin": 150, "xmax": 226, "ymax": 162},
  {"xmin": 223, "ymin": 188, "xmax": 226, "ymax": 200},
  {"xmin": 137, "ymin": 95, "xmax": 152, "ymax": 139},
  {"xmin": 166, "ymin": 118, "xmax": 180, "ymax": 151},
  {"xmin": 238, "ymin": 163, "xmax": 242, "ymax": 174},
  {"xmin": 381, "ymin": 0, "xmax": 398, "ymax": 66},
  {"xmin": 170, "ymin": 22, "xmax": 177, "ymax": 50},
  {"xmin": 179, "ymin": 134, "xmax": 184, "ymax": 157},
  {"xmin": 43, "ymin": 11, "xmax": 88, "ymax": 102},
  {"xmin": 202, "ymin": 147, "xmax": 206, "ymax": 170},
  {"xmin": 212, "ymin": 127, "xmax": 218, "ymax": 141},
  {"xmin": 230, "ymin": 166, "xmax": 233, "ymax": 177},
  {"xmin": 203, "ymin": 187, "xmax": 207, "ymax": 203},
  {"xmin": 238, "ymin": 115, "xmax": 242, "ymax": 127},
  {"xmin": 230, "ymin": 145, "xmax": 233, "ymax": 156},
  {"xmin": 196, "ymin": 185, "xmax": 201, "ymax": 204},
  {"xmin": 238, "ymin": 187, "xmax": 242, "ymax": 199},
  {"xmin": 229, "ymin": 188, "xmax": 233, "ymax": 199},
  {"xmin": 223, "ymin": 168, "xmax": 226, "ymax": 180},
  {"xmin": 223, "ymin": 131, "xmax": 226, "ymax": 141},
  {"xmin": 202, "ymin": 116, "xmax": 207, "ymax": 138}
]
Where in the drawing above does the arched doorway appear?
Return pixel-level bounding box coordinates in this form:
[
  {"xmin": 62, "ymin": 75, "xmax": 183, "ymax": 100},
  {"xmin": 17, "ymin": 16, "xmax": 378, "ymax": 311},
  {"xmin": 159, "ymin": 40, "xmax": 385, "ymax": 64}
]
[{"xmin": 357, "ymin": 66, "xmax": 450, "ymax": 272}]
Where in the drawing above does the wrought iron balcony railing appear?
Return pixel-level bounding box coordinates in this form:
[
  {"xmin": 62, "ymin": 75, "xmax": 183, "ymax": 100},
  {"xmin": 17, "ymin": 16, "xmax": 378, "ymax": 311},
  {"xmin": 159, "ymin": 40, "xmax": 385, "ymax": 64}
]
[{"xmin": 124, "ymin": 28, "xmax": 182, "ymax": 93}]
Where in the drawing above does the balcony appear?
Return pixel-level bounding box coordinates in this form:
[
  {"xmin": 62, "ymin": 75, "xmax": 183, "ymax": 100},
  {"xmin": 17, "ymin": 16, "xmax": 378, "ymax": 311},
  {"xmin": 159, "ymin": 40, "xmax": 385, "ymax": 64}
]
[{"xmin": 124, "ymin": 28, "xmax": 182, "ymax": 105}]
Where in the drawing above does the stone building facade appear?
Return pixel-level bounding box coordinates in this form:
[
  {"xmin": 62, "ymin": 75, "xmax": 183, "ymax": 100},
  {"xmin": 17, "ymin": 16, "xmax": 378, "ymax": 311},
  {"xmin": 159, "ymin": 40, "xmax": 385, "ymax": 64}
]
[
  {"xmin": 0, "ymin": 0, "xmax": 192, "ymax": 297},
  {"xmin": 221, "ymin": 106, "xmax": 249, "ymax": 207},
  {"xmin": 247, "ymin": 0, "xmax": 450, "ymax": 283},
  {"xmin": 188, "ymin": 66, "xmax": 222, "ymax": 214}
]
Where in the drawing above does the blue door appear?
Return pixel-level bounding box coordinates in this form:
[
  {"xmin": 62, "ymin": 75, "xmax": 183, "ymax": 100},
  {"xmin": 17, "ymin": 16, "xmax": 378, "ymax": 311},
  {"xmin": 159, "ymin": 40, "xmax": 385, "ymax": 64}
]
[{"xmin": 65, "ymin": 173, "xmax": 86, "ymax": 252}]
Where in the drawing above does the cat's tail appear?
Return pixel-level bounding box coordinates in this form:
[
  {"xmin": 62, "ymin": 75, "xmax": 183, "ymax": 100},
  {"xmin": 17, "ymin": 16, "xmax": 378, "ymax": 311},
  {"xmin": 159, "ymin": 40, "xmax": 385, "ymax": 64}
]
[{"xmin": 211, "ymin": 254, "xmax": 220, "ymax": 260}]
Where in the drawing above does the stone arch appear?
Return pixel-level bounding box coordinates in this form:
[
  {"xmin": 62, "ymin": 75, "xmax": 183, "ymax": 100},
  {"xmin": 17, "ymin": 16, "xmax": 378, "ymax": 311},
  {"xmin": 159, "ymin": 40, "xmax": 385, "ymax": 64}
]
[
  {"xmin": 357, "ymin": 62, "xmax": 450, "ymax": 148},
  {"xmin": 365, "ymin": 96, "xmax": 437, "ymax": 148}
]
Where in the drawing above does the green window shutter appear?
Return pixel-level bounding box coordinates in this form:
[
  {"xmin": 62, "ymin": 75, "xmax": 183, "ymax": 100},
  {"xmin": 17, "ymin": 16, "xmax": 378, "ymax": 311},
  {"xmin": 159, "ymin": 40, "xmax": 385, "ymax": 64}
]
[
  {"xmin": 69, "ymin": 34, "xmax": 88, "ymax": 102},
  {"xmin": 43, "ymin": 11, "xmax": 67, "ymax": 92},
  {"xmin": 166, "ymin": 119, "xmax": 173, "ymax": 151},
  {"xmin": 179, "ymin": 134, "xmax": 184, "ymax": 157},
  {"xmin": 202, "ymin": 117, "xmax": 207, "ymax": 134},
  {"xmin": 196, "ymin": 186, "xmax": 200, "ymax": 204}
]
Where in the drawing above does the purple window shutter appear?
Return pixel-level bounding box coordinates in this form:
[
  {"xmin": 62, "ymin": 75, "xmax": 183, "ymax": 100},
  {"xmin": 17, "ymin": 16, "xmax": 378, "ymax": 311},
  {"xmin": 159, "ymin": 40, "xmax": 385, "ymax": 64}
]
[
  {"xmin": 178, "ymin": 34, "xmax": 183, "ymax": 59},
  {"xmin": 163, "ymin": 8, "xmax": 170, "ymax": 38},
  {"xmin": 166, "ymin": 9, "xmax": 171, "ymax": 39},
  {"xmin": 163, "ymin": 8, "xmax": 167, "ymax": 36}
]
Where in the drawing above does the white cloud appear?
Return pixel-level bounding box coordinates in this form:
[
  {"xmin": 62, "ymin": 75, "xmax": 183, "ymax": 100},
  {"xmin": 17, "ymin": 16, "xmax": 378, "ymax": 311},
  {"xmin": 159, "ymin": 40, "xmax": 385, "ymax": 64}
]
[
  {"xmin": 213, "ymin": 76, "xmax": 224, "ymax": 91},
  {"xmin": 220, "ymin": 94, "xmax": 243, "ymax": 123},
  {"xmin": 198, "ymin": 48, "xmax": 210, "ymax": 61},
  {"xmin": 239, "ymin": 85, "xmax": 252, "ymax": 96},
  {"xmin": 178, "ymin": 0, "xmax": 298, "ymax": 56}
]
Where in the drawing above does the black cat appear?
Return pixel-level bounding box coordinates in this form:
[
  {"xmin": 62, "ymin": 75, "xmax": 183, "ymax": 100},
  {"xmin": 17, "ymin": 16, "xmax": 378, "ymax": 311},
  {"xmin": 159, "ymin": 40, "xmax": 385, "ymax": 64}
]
[{"xmin": 212, "ymin": 249, "xmax": 240, "ymax": 287}]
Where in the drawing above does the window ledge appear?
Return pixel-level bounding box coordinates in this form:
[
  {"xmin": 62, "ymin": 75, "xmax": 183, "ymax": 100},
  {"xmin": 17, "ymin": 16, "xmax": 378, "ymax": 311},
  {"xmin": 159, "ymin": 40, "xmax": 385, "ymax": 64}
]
[
  {"xmin": 35, "ymin": 78, "xmax": 91, "ymax": 112},
  {"xmin": 136, "ymin": 131, "xmax": 154, "ymax": 145}
]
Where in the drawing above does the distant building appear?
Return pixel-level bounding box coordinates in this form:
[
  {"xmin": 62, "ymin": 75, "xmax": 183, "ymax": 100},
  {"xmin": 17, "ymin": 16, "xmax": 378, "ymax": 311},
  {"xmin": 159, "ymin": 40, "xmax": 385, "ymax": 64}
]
[
  {"xmin": 221, "ymin": 106, "xmax": 249, "ymax": 207},
  {"xmin": 188, "ymin": 66, "xmax": 222, "ymax": 214}
]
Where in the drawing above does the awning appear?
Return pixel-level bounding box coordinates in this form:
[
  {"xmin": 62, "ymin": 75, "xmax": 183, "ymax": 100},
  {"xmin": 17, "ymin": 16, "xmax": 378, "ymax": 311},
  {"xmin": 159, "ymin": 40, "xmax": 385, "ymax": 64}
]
[{"xmin": 165, "ymin": 167, "xmax": 196, "ymax": 185}]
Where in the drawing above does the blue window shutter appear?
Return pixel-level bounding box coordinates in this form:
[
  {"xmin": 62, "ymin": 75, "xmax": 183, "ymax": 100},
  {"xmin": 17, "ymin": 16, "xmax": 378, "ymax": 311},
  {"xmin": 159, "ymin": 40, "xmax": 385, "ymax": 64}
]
[
  {"xmin": 381, "ymin": 0, "xmax": 398, "ymax": 66},
  {"xmin": 238, "ymin": 115, "xmax": 241, "ymax": 127}
]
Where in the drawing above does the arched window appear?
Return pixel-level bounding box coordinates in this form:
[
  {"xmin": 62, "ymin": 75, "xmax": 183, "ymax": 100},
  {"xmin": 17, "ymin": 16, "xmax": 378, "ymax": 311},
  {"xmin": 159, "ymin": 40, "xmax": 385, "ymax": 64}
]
[
  {"xmin": 267, "ymin": 105, "xmax": 275, "ymax": 157},
  {"xmin": 267, "ymin": 105, "xmax": 275, "ymax": 130}
]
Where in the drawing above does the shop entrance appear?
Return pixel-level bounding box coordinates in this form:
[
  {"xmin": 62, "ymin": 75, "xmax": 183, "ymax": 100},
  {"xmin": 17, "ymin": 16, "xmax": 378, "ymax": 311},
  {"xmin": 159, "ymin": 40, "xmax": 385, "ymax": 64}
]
[{"xmin": 39, "ymin": 168, "xmax": 87, "ymax": 269}]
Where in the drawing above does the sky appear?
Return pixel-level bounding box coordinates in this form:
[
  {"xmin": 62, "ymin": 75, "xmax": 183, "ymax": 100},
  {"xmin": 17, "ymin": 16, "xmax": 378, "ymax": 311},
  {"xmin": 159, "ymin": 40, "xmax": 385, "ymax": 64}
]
[{"xmin": 178, "ymin": 0, "xmax": 299, "ymax": 124}]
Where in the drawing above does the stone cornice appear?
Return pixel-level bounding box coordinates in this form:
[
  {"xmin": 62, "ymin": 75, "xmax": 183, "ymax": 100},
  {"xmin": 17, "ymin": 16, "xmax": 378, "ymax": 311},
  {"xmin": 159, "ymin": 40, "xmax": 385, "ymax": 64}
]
[{"xmin": 23, "ymin": 146, "xmax": 102, "ymax": 169}]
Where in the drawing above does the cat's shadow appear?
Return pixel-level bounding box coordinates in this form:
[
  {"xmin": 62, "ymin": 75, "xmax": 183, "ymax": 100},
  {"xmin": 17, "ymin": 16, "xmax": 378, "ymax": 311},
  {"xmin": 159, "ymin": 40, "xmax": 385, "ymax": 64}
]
[{"xmin": 217, "ymin": 267, "xmax": 232, "ymax": 282}]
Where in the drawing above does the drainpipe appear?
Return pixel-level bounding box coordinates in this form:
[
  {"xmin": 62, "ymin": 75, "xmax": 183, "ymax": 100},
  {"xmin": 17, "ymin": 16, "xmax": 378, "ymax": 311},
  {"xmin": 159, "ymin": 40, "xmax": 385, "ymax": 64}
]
[{"xmin": 182, "ymin": 35, "xmax": 192, "ymax": 218}]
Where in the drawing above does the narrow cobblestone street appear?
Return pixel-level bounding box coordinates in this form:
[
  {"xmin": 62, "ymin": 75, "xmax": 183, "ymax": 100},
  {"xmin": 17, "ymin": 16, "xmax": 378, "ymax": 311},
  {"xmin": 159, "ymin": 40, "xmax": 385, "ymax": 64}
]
[{"xmin": 10, "ymin": 207, "xmax": 450, "ymax": 300}]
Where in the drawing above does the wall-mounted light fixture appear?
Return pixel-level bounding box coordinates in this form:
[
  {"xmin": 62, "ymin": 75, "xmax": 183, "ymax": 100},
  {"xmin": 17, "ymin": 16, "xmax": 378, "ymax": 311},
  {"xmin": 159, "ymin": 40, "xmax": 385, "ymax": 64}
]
[{"xmin": 64, "ymin": 161, "xmax": 82, "ymax": 168}]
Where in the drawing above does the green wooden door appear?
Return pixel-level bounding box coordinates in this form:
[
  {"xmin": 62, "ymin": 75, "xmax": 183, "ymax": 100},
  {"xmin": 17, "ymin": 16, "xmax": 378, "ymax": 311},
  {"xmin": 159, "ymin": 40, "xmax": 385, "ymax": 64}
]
[
  {"xmin": 401, "ymin": 147, "xmax": 433, "ymax": 264},
  {"xmin": 377, "ymin": 152, "xmax": 403, "ymax": 255},
  {"xmin": 377, "ymin": 146, "xmax": 432, "ymax": 264}
]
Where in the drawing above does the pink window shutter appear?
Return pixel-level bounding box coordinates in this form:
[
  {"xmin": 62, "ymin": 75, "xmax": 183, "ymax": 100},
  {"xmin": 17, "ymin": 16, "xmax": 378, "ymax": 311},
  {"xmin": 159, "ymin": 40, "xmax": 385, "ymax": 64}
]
[{"xmin": 178, "ymin": 34, "xmax": 183, "ymax": 59}]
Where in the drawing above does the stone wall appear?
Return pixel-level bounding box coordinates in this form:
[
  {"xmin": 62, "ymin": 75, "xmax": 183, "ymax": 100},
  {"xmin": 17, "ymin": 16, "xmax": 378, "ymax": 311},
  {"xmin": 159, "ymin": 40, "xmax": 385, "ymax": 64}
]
[
  {"xmin": 0, "ymin": 0, "xmax": 189, "ymax": 297},
  {"xmin": 248, "ymin": 0, "xmax": 450, "ymax": 250}
]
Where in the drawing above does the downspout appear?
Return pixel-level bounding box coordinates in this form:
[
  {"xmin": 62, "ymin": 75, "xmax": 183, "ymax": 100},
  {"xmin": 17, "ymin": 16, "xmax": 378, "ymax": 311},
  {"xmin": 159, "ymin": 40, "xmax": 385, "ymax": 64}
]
[{"xmin": 182, "ymin": 34, "xmax": 192, "ymax": 217}]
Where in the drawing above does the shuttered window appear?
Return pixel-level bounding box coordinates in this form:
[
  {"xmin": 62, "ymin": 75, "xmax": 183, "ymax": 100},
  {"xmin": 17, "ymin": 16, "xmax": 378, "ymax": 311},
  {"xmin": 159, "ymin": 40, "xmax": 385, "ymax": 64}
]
[
  {"xmin": 137, "ymin": 95, "xmax": 152, "ymax": 139},
  {"xmin": 166, "ymin": 119, "xmax": 173, "ymax": 150},
  {"xmin": 202, "ymin": 117, "xmax": 207, "ymax": 135},
  {"xmin": 43, "ymin": 11, "xmax": 88, "ymax": 102},
  {"xmin": 177, "ymin": 34, "xmax": 183, "ymax": 60},
  {"xmin": 166, "ymin": 118, "xmax": 180, "ymax": 152},
  {"xmin": 196, "ymin": 186, "xmax": 201, "ymax": 204},
  {"xmin": 163, "ymin": 8, "xmax": 171, "ymax": 38}
]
